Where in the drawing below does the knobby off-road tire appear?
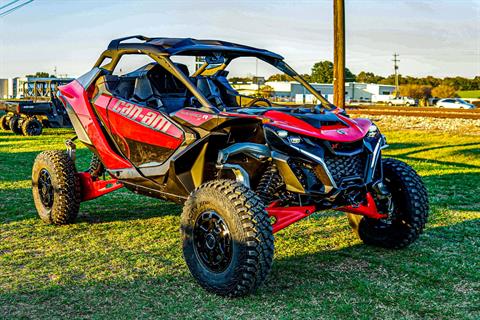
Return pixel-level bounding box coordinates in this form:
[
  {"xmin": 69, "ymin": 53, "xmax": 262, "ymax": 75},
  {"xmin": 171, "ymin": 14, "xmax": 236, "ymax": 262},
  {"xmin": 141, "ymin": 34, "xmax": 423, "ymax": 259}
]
[
  {"xmin": 21, "ymin": 117, "xmax": 43, "ymax": 136},
  {"xmin": 32, "ymin": 150, "xmax": 80, "ymax": 225},
  {"xmin": 0, "ymin": 115, "xmax": 9, "ymax": 131},
  {"xmin": 181, "ymin": 179, "xmax": 274, "ymax": 297},
  {"xmin": 88, "ymin": 154, "xmax": 105, "ymax": 178},
  {"xmin": 9, "ymin": 117, "xmax": 22, "ymax": 135},
  {"xmin": 347, "ymin": 158, "xmax": 429, "ymax": 249}
]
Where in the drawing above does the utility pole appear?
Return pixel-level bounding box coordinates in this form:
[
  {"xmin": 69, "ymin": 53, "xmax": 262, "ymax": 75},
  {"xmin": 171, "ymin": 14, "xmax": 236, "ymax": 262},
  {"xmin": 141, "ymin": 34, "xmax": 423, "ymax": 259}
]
[
  {"xmin": 333, "ymin": 0, "xmax": 345, "ymax": 108},
  {"xmin": 393, "ymin": 53, "xmax": 400, "ymax": 96}
]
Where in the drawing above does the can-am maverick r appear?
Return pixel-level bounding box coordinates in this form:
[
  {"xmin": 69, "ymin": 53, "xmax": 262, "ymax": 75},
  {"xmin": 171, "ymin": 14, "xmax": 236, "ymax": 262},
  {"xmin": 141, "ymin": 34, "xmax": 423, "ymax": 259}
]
[{"xmin": 32, "ymin": 36, "xmax": 429, "ymax": 297}]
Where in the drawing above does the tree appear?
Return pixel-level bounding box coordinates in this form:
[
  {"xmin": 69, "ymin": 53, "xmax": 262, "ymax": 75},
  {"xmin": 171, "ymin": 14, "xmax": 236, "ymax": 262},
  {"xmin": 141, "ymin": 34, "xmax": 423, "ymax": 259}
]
[
  {"xmin": 310, "ymin": 60, "xmax": 355, "ymax": 83},
  {"xmin": 259, "ymin": 85, "xmax": 274, "ymax": 98},
  {"xmin": 356, "ymin": 71, "xmax": 384, "ymax": 84},
  {"xmin": 25, "ymin": 72, "xmax": 53, "ymax": 78},
  {"xmin": 228, "ymin": 76, "xmax": 252, "ymax": 83},
  {"xmin": 431, "ymin": 85, "xmax": 458, "ymax": 98},
  {"xmin": 267, "ymin": 74, "xmax": 294, "ymax": 82},
  {"xmin": 399, "ymin": 84, "xmax": 432, "ymax": 99}
]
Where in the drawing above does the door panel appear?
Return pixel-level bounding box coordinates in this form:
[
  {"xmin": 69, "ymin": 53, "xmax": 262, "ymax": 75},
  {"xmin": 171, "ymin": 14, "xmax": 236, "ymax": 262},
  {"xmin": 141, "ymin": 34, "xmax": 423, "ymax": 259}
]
[{"xmin": 105, "ymin": 97, "xmax": 184, "ymax": 167}]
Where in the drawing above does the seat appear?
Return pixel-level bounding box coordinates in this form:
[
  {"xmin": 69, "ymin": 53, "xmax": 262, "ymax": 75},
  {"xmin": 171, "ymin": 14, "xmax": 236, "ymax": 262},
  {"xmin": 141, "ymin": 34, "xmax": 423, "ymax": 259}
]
[
  {"xmin": 148, "ymin": 63, "xmax": 189, "ymax": 113},
  {"xmin": 196, "ymin": 77, "xmax": 226, "ymax": 108},
  {"xmin": 212, "ymin": 71, "xmax": 239, "ymax": 107},
  {"xmin": 132, "ymin": 75, "xmax": 154, "ymax": 102}
]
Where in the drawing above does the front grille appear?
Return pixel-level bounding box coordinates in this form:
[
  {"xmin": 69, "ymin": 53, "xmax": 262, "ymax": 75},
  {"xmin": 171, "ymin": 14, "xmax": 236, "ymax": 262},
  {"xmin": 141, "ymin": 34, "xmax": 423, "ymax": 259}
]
[{"xmin": 323, "ymin": 153, "xmax": 365, "ymax": 184}]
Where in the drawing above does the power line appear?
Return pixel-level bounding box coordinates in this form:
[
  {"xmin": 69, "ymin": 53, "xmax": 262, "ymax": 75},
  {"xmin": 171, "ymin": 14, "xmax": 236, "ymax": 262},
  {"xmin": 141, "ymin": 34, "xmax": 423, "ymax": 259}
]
[
  {"xmin": 0, "ymin": 0, "xmax": 22, "ymax": 11},
  {"xmin": 0, "ymin": 0, "xmax": 34, "ymax": 17}
]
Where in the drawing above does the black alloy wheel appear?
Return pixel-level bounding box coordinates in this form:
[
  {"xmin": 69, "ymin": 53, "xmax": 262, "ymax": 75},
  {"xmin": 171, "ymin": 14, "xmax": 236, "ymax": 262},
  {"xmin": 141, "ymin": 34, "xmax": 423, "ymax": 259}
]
[
  {"xmin": 37, "ymin": 169, "xmax": 54, "ymax": 209},
  {"xmin": 193, "ymin": 210, "xmax": 233, "ymax": 273},
  {"xmin": 22, "ymin": 118, "xmax": 43, "ymax": 136}
]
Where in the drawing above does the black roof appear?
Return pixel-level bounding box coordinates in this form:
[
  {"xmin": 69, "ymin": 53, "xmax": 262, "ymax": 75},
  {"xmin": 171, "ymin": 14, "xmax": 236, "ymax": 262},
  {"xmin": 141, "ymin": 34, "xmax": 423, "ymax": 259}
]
[{"xmin": 107, "ymin": 35, "xmax": 283, "ymax": 60}]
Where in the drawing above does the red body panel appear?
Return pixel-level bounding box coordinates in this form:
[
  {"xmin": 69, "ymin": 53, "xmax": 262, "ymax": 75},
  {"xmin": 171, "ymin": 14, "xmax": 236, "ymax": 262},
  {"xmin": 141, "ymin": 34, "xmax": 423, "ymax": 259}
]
[
  {"xmin": 223, "ymin": 109, "xmax": 371, "ymax": 143},
  {"xmin": 99, "ymin": 97, "xmax": 184, "ymax": 159},
  {"xmin": 263, "ymin": 110, "xmax": 371, "ymax": 142},
  {"xmin": 58, "ymin": 81, "xmax": 132, "ymax": 170}
]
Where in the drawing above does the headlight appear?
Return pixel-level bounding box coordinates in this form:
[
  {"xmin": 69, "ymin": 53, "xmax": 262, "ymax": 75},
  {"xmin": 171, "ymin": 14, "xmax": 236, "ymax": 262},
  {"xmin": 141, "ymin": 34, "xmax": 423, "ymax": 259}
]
[
  {"xmin": 277, "ymin": 130, "xmax": 288, "ymax": 138},
  {"xmin": 367, "ymin": 124, "xmax": 379, "ymax": 137},
  {"xmin": 288, "ymin": 136, "xmax": 302, "ymax": 144}
]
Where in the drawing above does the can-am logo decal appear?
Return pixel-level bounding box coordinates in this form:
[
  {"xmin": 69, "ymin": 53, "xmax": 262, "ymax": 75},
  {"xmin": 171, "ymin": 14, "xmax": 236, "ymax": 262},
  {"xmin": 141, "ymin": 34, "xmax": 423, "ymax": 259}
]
[{"xmin": 111, "ymin": 99, "xmax": 172, "ymax": 133}]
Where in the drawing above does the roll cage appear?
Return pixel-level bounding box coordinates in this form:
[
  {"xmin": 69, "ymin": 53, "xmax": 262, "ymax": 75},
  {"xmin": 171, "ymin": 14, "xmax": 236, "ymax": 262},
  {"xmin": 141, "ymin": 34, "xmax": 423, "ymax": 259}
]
[{"xmin": 90, "ymin": 35, "xmax": 335, "ymax": 112}]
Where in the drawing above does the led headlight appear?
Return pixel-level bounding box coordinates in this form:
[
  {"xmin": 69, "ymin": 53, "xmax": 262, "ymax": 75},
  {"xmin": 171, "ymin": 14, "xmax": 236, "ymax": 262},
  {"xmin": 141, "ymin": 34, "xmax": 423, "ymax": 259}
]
[
  {"xmin": 288, "ymin": 136, "xmax": 302, "ymax": 144},
  {"xmin": 367, "ymin": 124, "xmax": 379, "ymax": 137},
  {"xmin": 277, "ymin": 130, "xmax": 288, "ymax": 138}
]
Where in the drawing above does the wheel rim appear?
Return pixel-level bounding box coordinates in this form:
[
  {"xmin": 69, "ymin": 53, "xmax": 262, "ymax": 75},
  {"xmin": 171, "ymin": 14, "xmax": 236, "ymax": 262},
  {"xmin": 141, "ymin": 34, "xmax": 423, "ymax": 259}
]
[
  {"xmin": 193, "ymin": 210, "xmax": 232, "ymax": 273},
  {"xmin": 38, "ymin": 168, "xmax": 54, "ymax": 209},
  {"xmin": 27, "ymin": 121, "xmax": 41, "ymax": 135}
]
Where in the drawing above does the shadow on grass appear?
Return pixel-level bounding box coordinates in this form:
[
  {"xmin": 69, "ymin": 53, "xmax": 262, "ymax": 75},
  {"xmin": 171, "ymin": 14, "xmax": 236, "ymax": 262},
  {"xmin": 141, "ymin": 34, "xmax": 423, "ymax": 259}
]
[
  {"xmin": 2, "ymin": 169, "xmax": 479, "ymax": 226},
  {"xmin": 385, "ymin": 142, "xmax": 423, "ymax": 151},
  {"xmin": 0, "ymin": 219, "xmax": 478, "ymax": 319}
]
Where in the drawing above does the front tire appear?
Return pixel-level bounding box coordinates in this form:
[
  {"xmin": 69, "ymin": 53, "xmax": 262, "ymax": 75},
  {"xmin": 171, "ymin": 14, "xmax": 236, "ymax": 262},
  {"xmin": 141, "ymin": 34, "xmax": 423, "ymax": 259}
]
[
  {"xmin": 32, "ymin": 150, "xmax": 80, "ymax": 225},
  {"xmin": 21, "ymin": 117, "xmax": 43, "ymax": 136},
  {"xmin": 181, "ymin": 179, "xmax": 274, "ymax": 297},
  {"xmin": 347, "ymin": 158, "xmax": 429, "ymax": 249}
]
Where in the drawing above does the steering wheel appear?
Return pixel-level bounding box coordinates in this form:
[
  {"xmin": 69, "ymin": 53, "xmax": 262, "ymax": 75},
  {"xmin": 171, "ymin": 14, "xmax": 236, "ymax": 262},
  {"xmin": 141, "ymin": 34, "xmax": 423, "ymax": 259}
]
[{"xmin": 246, "ymin": 98, "xmax": 272, "ymax": 107}]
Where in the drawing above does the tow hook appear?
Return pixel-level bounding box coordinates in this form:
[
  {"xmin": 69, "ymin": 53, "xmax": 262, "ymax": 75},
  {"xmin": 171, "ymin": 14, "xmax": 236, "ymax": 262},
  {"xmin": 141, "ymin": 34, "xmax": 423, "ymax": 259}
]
[{"xmin": 65, "ymin": 137, "xmax": 77, "ymax": 161}]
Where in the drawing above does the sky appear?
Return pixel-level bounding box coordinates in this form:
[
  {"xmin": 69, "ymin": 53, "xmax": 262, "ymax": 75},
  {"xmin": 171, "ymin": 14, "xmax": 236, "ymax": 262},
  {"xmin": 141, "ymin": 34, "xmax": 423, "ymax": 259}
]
[{"xmin": 0, "ymin": 0, "xmax": 479, "ymax": 79}]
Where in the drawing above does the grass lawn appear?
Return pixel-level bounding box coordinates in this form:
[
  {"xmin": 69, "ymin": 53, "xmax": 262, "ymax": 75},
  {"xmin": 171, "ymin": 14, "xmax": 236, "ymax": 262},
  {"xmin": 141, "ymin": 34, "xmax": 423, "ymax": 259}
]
[
  {"xmin": 0, "ymin": 128, "xmax": 479, "ymax": 319},
  {"xmin": 457, "ymin": 90, "xmax": 480, "ymax": 99}
]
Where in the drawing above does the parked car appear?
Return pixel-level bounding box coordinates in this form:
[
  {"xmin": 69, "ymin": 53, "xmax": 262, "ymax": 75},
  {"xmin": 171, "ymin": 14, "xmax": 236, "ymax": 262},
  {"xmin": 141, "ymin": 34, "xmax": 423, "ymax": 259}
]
[
  {"xmin": 387, "ymin": 96, "xmax": 417, "ymax": 106},
  {"xmin": 436, "ymin": 98, "xmax": 476, "ymax": 109}
]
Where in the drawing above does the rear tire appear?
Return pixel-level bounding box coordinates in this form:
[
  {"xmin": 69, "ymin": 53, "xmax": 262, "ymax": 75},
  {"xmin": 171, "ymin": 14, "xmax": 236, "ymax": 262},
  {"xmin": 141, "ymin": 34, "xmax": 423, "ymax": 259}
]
[
  {"xmin": 32, "ymin": 150, "xmax": 80, "ymax": 225},
  {"xmin": 9, "ymin": 117, "xmax": 23, "ymax": 135},
  {"xmin": 347, "ymin": 158, "xmax": 429, "ymax": 249},
  {"xmin": 181, "ymin": 179, "xmax": 274, "ymax": 297},
  {"xmin": 88, "ymin": 154, "xmax": 105, "ymax": 178},
  {"xmin": 0, "ymin": 115, "xmax": 9, "ymax": 130},
  {"xmin": 21, "ymin": 117, "xmax": 43, "ymax": 136}
]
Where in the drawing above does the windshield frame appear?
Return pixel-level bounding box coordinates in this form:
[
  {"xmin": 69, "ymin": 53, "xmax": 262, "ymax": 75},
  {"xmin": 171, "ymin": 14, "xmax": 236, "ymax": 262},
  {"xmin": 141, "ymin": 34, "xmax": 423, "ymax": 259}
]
[{"xmin": 192, "ymin": 54, "xmax": 336, "ymax": 110}]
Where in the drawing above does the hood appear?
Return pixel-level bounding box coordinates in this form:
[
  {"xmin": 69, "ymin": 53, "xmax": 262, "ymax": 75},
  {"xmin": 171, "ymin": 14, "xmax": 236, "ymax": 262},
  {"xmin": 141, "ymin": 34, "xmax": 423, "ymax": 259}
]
[{"xmin": 262, "ymin": 109, "xmax": 371, "ymax": 143}]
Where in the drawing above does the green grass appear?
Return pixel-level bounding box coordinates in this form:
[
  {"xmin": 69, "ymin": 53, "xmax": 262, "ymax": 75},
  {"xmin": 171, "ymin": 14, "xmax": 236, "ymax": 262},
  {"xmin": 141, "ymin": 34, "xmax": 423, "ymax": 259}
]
[
  {"xmin": 457, "ymin": 90, "xmax": 480, "ymax": 99},
  {"xmin": 0, "ymin": 128, "xmax": 479, "ymax": 319}
]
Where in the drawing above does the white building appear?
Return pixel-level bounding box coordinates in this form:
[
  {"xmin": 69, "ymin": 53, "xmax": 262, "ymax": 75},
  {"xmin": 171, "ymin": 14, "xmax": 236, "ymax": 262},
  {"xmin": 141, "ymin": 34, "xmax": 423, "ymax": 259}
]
[
  {"xmin": 0, "ymin": 78, "xmax": 16, "ymax": 99},
  {"xmin": 232, "ymin": 81, "xmax": 395, "ymax": 104}
]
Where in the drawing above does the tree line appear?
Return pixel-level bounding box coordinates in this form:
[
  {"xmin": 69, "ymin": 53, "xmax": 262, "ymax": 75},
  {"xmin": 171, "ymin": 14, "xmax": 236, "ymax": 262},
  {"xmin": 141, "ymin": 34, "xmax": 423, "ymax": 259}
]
[{"xmin": 229, "ymin": 60, "xmax": 480, "ymax": 99}]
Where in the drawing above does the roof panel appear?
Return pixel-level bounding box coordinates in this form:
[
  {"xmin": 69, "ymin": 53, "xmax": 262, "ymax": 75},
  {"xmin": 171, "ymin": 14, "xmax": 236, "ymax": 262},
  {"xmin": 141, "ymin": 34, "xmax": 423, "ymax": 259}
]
[{"xmin": 109, "ymin": 36, "xmax": 283, "ymax": 60}]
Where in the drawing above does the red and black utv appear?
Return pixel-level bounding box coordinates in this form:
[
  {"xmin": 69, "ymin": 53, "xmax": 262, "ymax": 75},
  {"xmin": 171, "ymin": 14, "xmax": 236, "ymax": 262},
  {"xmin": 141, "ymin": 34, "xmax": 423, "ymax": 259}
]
[{"xmin": 32, "ymin": 36, "xmax": 428, "ymax": 297}]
